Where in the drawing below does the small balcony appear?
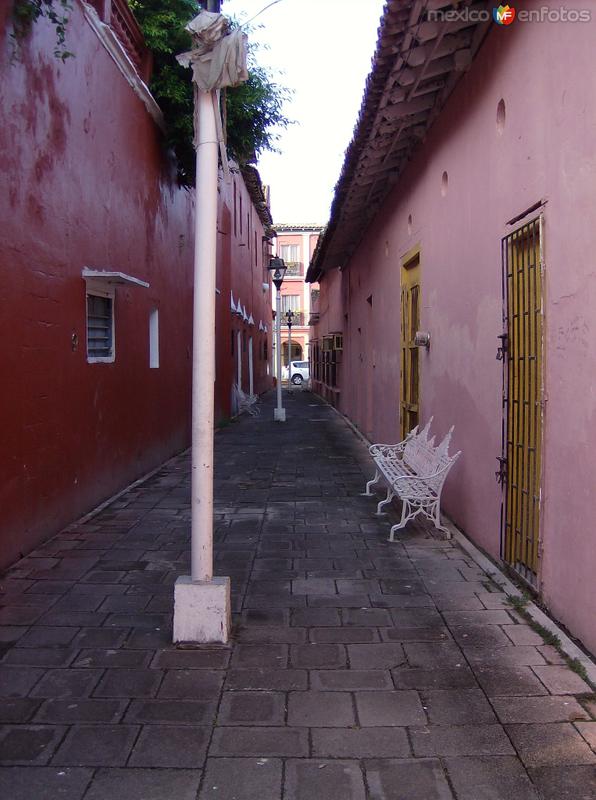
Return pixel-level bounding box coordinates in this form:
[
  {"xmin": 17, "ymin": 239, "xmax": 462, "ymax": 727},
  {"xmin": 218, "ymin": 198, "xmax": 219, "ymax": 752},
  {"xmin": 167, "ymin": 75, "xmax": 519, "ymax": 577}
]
[
  {"xmin": 280, "ymin": 311, "xmax": 306, "ymax": 327},
  {"xmin": 284, "ymin": 261, "xmax": 303, "ymax": 278}
]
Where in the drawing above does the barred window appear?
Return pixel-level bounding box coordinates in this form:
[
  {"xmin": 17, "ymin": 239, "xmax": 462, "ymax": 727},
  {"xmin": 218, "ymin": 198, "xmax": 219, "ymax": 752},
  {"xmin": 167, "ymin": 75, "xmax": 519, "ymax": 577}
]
[{"xmin": 87, "ymin": 292, "xmax": 114, "ymax": 362}]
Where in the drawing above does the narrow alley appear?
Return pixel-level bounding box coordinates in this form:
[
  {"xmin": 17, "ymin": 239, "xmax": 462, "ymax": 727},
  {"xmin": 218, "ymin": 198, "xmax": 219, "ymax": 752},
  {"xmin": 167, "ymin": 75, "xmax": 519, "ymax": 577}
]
[{"xmin": 0, "ymin": 390, "xmax": 594, "ymax": 799}]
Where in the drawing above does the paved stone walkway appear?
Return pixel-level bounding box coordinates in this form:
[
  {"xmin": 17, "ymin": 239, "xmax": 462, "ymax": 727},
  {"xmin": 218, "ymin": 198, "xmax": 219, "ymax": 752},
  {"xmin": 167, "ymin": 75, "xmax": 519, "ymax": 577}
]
[{"xmin": 0, "ymin": 390, "xmax": 595, "ymax": 799}]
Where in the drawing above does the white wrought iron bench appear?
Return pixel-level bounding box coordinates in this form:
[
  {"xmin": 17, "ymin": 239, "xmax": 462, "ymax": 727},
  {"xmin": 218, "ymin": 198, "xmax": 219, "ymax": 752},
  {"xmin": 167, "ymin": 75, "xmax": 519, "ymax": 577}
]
[
  {"xmin": 233, "ymin": 384, "xmax": 260, "ymax": 417},
  {"xmin": 362, "ymin": 418, "xmax": 460, "ymax": 541}
]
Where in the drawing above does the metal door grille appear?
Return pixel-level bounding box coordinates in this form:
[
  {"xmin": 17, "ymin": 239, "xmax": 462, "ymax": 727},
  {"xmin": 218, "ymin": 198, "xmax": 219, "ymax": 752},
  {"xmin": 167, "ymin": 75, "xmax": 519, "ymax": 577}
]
[{"xmin": 500, "ymin": 217, "xmax": 543, "ymax": 584}]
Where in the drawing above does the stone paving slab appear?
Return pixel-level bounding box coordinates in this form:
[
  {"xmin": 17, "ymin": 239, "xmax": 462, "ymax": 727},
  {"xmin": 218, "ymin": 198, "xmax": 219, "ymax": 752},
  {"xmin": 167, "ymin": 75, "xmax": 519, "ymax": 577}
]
[
  {"xmin": 364, "ymin": 758, "xmax": 454, "ymax": 800},
  {"xmin": 528, "ymin": 765, "xmax": 596, "ymax": 800},
  {"xmin": 505, "ymin": 723, "xmax": 596, "ymax": 767},
  {"xmin": 0, "ymin": 390, "xmax": 594, "ymax": 798},
  {"xmin": 284, "ymin": 759, "xmax": 366, "ymax": 800},
  {"xmin": 444, "ymin": 756, "xmax": 540, "ymax": 800},
  {"xmin": 84, "ymin": 768, "xmax": 201, "ymax": 800},
  {"xmin": 199, "ymin": 757, "xmax": 282, "ymax": 800}
]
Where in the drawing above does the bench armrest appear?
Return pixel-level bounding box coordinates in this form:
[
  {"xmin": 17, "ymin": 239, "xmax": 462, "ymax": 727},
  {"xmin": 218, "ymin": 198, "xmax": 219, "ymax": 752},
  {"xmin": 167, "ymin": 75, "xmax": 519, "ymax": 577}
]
[{"xmin": 369, "ymin": 440, "xmax": 408, "ymax": 457}]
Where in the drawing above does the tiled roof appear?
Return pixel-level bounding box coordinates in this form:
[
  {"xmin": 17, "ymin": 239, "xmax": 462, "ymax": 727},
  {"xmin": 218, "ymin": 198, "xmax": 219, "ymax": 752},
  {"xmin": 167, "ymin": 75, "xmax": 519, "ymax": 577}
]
[
  {"xmin": 274, "ymin": 224, "xmax": 325, "ymax": 232},
  {"xmin": 307, "ymin": 0, "xmax": 491, "ymax": 281},
  {"xmin": 241, "ymin": 165, "xmax": 274, "ymax": 238}
]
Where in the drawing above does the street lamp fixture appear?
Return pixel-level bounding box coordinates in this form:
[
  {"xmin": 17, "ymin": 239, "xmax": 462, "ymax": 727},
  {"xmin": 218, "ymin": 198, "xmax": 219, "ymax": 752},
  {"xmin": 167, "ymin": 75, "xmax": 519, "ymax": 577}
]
[
  {"xmin": 268, "ymin": 256, "xmax": 286, "ymax": 421},
  {"xmin": 269, "ymin": 256, "xmax": 286, "ymax": 290}
]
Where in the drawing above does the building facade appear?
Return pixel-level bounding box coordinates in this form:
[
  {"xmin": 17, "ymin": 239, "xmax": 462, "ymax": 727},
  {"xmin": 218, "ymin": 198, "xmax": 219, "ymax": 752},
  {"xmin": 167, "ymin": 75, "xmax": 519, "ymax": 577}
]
[
  {"xmin": 220, "ymin": 165, "xmax": 275, "ymax": 416},
  {"xmin": 0, "ymin": 1, "xmax": 272, "ymax": 568},
  {"xmin": 272, "ymin": 225, "xmax": 322, "ymax": 374},
  {"xmin": 308, "ymin": 0, "xmax": 596, "ymax": 654}
]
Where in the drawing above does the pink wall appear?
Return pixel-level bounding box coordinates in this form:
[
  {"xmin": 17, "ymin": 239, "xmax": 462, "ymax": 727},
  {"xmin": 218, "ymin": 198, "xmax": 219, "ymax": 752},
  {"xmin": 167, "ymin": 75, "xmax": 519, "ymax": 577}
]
[{"xmin": 314, "ymin": 6, "xmax": 596, "ymax": 653}]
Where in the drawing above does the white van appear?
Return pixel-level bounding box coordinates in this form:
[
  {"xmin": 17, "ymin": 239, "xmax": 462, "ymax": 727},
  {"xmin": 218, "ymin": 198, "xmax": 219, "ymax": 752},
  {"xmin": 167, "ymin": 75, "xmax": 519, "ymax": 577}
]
[{"xmin": 282, "ymin": 360, "xmax": 310, "ymax": 385}]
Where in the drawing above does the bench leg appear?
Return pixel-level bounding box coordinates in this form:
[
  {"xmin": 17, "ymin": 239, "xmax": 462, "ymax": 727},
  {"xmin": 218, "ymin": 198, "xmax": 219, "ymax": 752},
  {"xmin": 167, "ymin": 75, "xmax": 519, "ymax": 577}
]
[
  {"xmin": 388, "ymin": 499, "xmax": 413, "ymax": 542},
  {"xmin": 375, "ymin": 488, "xmax": 394, "ymax": 516},
  {"xmin": 430, "ymin": 501, "xmax": 451, "ymax": 538},
  {"xmin": 361, "ymin": 468, "xmax": 380, "ymax": 497}
]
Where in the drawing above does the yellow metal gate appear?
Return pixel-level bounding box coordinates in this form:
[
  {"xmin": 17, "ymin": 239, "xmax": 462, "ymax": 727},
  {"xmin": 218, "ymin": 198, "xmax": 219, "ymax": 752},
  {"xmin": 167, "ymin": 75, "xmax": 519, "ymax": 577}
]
[
  {"xmin": 499, "ymin": 217, "xmax": 543, "ymax": 584},
  {"xmin": 400, "ymin": 252, "xmax": 420, "ymax": 439}
]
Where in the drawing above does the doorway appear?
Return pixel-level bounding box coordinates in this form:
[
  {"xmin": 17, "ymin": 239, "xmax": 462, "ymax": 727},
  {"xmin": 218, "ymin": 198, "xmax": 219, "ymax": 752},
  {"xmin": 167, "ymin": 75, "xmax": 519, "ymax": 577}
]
[
  {"xmin": 282, "ymin": 340, "xmax": 303, "ymax": 364},
  {"xmin": 400, "ymin": 250, "xmax": 420, "ymax": 439},
  {"xmin": 500, "ymin": 217, "xmax": 543, "ymax": 585}
]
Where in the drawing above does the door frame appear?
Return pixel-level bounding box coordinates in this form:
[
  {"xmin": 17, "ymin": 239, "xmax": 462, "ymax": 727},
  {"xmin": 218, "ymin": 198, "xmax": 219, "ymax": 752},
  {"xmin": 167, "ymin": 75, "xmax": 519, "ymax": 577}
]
[{"xmin": 400, "ymin": 245, "xmax": 421, "ymax": 440}]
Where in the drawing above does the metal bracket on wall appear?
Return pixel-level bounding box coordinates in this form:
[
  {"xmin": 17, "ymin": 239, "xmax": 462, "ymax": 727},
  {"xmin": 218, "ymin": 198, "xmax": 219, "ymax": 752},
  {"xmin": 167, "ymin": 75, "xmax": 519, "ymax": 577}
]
[
  {"xmin": 496, "ymin": 333, "xmax": 508, "ymax": 361},
  {"xmin": 495, "ymin": 456, "xmax": 508, "ymax": 486}
]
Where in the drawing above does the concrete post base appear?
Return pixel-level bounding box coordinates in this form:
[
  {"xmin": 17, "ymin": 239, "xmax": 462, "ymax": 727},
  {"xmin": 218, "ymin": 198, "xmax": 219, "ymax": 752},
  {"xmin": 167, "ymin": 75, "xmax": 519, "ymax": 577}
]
[
  {"xmin": 274, "ymin": 407, "xmax": 286, "ymax": 422},
  {"xmin": 173, "ymin": 575, "xmax": 231, "ymax": 644}
]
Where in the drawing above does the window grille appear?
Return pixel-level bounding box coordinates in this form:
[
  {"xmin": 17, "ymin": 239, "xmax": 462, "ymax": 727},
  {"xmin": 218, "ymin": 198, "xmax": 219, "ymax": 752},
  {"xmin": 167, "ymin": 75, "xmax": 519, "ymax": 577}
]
[{"xmin": 87, "ymin": 294, "xmax": 114, "ymax": 360}]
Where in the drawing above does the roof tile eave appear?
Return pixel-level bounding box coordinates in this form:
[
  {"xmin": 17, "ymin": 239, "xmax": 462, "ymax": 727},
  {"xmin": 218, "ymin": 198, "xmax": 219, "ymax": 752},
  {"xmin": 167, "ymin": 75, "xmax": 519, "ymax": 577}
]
[{"xmin": 311, "ymin": 0, "xmax": 492, "ymax": 277}]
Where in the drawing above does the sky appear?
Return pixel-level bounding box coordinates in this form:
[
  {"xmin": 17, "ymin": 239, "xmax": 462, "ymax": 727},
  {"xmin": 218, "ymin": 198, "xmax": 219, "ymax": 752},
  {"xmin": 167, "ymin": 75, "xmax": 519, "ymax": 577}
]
[{"xmin": 222, "ymin": 0, "xmax": 386, "ymax": 225}]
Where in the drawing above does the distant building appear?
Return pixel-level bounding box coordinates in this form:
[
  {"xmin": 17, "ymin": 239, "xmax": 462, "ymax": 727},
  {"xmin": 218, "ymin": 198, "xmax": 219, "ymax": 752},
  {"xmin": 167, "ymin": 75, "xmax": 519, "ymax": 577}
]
[
  {"xmin": 272, "ymin": 225, "xmax": 323, "ymax": 374},
  {"xmin": 308, "ymin": 0, "xmax": 596, "ymax": 655}
]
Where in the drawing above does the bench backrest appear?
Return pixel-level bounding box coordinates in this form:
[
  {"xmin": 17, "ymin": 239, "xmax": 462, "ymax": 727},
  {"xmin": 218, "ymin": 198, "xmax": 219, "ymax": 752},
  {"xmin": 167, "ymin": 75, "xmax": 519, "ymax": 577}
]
[{"xmin": 403, "ymin": 418, "xmax": 460, "ymax": 491}]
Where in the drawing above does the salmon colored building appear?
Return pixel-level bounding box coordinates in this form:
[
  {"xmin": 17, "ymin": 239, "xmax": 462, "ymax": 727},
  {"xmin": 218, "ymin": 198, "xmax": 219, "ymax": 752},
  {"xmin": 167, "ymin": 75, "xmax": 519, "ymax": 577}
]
[
  {"xmin": 0, "ymin": 1, "xmax": 272, "ymax": 568},
  {"xmin": 308, "ymin": 1, "xmax": 596, "ymax": 654}
]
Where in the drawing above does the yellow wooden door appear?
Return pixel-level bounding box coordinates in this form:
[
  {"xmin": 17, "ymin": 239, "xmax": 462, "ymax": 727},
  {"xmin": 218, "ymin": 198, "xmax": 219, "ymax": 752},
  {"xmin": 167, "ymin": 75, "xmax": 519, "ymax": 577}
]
[
  {"xmin": 400, "ymin": 252, "xmax": 420, "ymax": 439},
  {"xmin": 501, "ymin": 217, "xmax": 543, "ymax": 584}
]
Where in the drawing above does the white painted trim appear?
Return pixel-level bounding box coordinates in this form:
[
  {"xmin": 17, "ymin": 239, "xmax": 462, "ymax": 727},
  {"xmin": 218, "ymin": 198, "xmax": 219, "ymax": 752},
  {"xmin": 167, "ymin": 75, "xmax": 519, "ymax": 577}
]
[
  {"xmin": 78, "ymin": 0, "xmax": 165, "ymax": 131},
  {"xmin": 237, "ymin": 330, "xmax": 242, "ymax": 388},
  {"xmin": 149, "ymin": 308, "xmax": 159, "ymax": 369},
  {"xmin": 82, "ymin": 268, "xmax": 150, "ymax": 288},
  {"xmin": 248, "ymin": 337, "xmax": 254, "ymax": 396}
]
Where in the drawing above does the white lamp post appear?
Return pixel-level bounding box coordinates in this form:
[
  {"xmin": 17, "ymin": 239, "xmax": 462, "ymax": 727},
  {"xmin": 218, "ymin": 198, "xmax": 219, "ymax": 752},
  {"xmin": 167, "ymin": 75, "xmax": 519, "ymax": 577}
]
[
  {"xmin": 285, "ymin": 308, "xmax": 295, "ymax": 383},
  {"xmin": 268, "ymin": 256, "xmax": 287, "ymax": 421},
  {"xmin": 173, "ymin": 5, "xmax": 248, "ymax": 644}
]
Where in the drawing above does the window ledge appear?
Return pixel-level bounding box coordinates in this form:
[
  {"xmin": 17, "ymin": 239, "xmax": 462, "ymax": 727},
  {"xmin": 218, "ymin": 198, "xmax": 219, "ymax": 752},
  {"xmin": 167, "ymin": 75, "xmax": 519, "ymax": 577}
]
[
  {"xmin": 88, "ymin": 355, "xmax": 116, "ymax": 364},
  {"xmin": 82, "ymin": 268, "xmax": 150, "ymax": 288}
]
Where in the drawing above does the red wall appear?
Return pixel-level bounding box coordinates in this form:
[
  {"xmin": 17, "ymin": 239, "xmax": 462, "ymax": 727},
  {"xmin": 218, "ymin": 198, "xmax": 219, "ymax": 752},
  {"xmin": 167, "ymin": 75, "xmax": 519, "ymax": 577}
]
[
  {"xmin": 0, "ymin": 5, "xmax": 272, "ymax": 568},
  {"xmin": 217, "ymin": 174, "xmax": 273, "ymax": 415}
]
